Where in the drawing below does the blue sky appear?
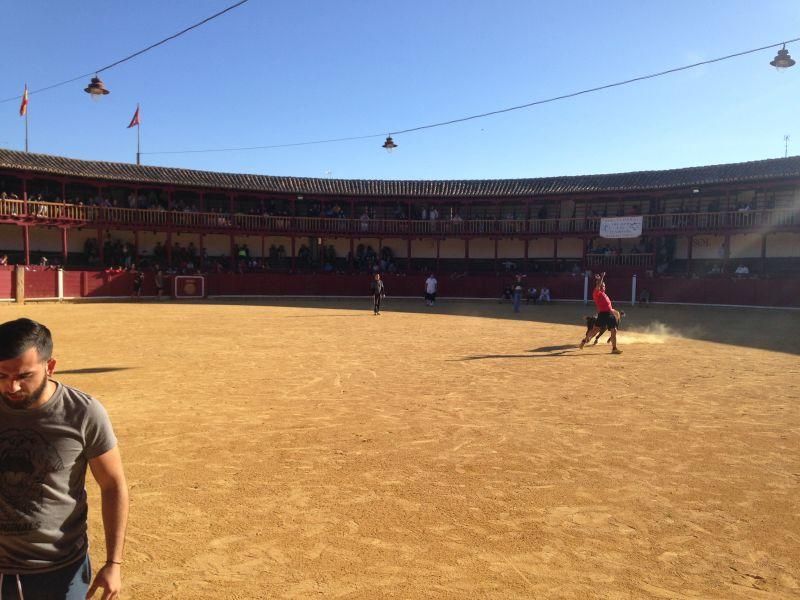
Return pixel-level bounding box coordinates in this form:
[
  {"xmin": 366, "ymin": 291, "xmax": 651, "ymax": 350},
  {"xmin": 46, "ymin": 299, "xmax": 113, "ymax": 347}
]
[{"xmin": 2, "ymin": 1, "xmax": 799, "ymax": 180}]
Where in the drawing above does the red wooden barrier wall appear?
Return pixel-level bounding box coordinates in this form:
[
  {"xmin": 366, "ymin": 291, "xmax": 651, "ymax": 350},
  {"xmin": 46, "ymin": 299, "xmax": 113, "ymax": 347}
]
[{"xmin": 10, "ymin": 269, "xmax": 800, "ymax": 308}]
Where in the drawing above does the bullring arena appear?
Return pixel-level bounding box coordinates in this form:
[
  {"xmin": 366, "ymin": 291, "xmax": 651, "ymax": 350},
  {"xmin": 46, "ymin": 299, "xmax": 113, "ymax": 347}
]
[{"xmin": 5, "ymin": 298, "xmax": 798, "ymax": 599}]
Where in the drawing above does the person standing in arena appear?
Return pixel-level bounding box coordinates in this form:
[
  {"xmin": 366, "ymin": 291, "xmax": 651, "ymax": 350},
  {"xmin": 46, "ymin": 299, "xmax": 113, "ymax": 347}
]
[
  {"xmin": 131, "ymin": 266, "xmax": 144, "ymax": 299},
  {"xmin": 0, "ymin": 318, "xmax": 129, "ymax": 599},
  {"xmin": 512, "ymin": 274, "xmax": 524, "ymax": 313},
  {"xmin": 580, "ymin": 272, "xmax": 622, "ymax": 354},
  {"xmin": 424, "ymin": 274, "xmax": 438, "ymax": 306},
  {"xmin": 371, "ymin": 273, "xmax": 385, "ymax": 315},
  {"xmin": 154, "ymin": 266, "xmax": 165, "ymax": 300}
]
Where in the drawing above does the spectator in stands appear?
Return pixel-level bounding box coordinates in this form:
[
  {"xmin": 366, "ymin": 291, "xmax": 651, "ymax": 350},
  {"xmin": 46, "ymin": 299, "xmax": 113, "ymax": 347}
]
[
  {"xmin": 526, "ymin": 286, "xmax": 538, "ymax": 305},
  {"xmin": 539, "ymin": 287, "xmax": 552, "ymax": 303},
  {"xmin": 360, "ymin": 209, "xmax": 370, "ymax": 232},
  {"xmin": 735, "ymin": 264, "xmax": 750, "ymax": 276}
]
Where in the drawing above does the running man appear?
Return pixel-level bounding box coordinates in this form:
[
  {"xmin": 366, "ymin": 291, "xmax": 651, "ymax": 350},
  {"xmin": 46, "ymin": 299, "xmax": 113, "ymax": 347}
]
[
  {"xmin": 424, "ymin": 274, "xmax": 438, "ymax": 306},
  {"xmin": 580, "ymin": 272, "xmax": 622, "ymax": 354},
  {"xmin": 371, "ymin": 273, "xmax": 385, "ymax": 315}
]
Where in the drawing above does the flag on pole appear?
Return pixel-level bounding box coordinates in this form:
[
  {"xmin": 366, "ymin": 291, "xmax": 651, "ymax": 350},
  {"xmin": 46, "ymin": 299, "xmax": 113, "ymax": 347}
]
[
  {"xmin": 19, "ymin": 85, "xmax": 28, "ymax": 117},
  {"xmin": 127, "ymin": 104, "xmax": 140, "ymax": 128}
]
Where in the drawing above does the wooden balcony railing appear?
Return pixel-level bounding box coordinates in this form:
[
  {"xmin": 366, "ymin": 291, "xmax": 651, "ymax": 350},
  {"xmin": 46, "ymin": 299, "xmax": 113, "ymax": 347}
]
[
  {"xmin": 586, "ymin": 253, "xmax": 655, "ymax": 267},
  {"xmin": 1, "ymin": 199, "xmax": 797, "ymax": 237}
]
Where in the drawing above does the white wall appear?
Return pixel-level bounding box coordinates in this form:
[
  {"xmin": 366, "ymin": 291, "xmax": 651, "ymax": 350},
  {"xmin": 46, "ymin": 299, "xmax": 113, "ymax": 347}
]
[
  {"xmin": 411, "ymin": 238, "xmax": 437, "ymax": 259},
  {"xmin": 767, "ymin": 233, "xmax": 800, "ymax": 257},
  {"xmin": 440, "ymin": 238, "xmax": 465, "ymax": 259},
  {"xmin": 556, "ymin": 238, "xmax": 582, "ymax": 258},
  {"xmin": 690, "ymin": 235, "xmax": 725, "ymax": 259},
  {"xmin": 729, "ymin": 233, "xmax": 763, "ymax": 259},
  {"xmin": 497, "ymin": 239, "xmax": 525, "ymax": 258},
  {"xmin": 29, "ymin": 227, "xmax": 62, "ymax": 252},
  {"xmin": 0, "ymin": 224, "xmax": 25, "ymax": 251},
  {"xmin": 528, "ymin": 238, "xmax": 554, "ymax": 258},
  {"xmin": 468, "ymin": 238, "xmax": 495, "ymax": 259}
]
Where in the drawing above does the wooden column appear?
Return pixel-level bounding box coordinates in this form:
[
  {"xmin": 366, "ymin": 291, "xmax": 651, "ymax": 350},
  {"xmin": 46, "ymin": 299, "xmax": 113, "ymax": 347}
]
[
  {"xmin": 166, "ymin": 232, "xmax": 173, "ymax": 266},
  {"xmin": 98, "ymin": 228, "xmax": 104, "ymax": 266},
  {"xmin": 133, "ymin": 230, "xmax": 140, "ymax": 262},
  {"xmin": 494, "ymin": 238, "xmax": 498, "ymax": 272},
  {"xmin": 22, "ymin": 177, "xmax": 28, "ymax": 215},
  {"xmin": 761, "ymin": 234, "xmax": 768, "ymax": 275},
  {"xmin": 523, "ymin": 238, "xmax": 529, "ymax": 271},
  {"xmin": 581, "ymin": 237, "xmax": 588, "ymax": 271},
  {"xmin": 23, "ymin": 225, "xmax": 30, "ymax": 266},
  {"xmin": 407, "ymin": 238, "xmax": 412, "ymax": 271},
  {"xmin": 348, "ymin": 238, "xmax": 354, "ymax": 271},
  {"xmin": 723, "ymin": 234, "xmax": 730, "ymax": 273},
  {"xmin": 686, "ymin": 235, "xmax": 694, "ymax": 274},
  {"xmin": 436, "ymin": 239, "xmax": 441, "ymax": 273},
  {"xmin": 291, "ymin": 236, "xmax": 296, "ymax": 272},
  {"xmin": 61, "ymin": 228, "xmax": 68, "ymax": 265}
]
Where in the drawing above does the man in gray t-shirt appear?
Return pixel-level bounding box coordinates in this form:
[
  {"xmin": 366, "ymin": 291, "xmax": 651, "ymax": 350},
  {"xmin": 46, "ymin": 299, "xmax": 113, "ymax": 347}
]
[{"xmin": 0, "ymin": 318, "xmax": 129, "ymax": 599}]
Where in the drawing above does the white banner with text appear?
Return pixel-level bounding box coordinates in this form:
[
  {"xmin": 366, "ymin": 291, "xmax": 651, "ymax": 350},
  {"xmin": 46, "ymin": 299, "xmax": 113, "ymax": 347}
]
[{"xmin": 599, "ymin": 216, "xmax": 643, "ymax": 239}]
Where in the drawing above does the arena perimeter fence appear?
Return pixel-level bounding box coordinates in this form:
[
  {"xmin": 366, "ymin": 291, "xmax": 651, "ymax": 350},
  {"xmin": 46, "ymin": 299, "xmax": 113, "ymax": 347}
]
[{"xmin": 1, "ymin": 266, "xmax": 798, "ymax": 308}]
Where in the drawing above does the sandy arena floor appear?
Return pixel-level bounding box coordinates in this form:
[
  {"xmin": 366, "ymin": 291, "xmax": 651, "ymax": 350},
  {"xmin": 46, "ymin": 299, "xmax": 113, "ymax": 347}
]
[{"xmin": 6, "ymin": 299, "xmax": 799, "ymax": 599}]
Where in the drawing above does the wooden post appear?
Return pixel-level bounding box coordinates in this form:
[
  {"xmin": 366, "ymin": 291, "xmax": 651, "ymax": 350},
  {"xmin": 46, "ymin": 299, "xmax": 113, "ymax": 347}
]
[
  {"xmin": 15, "ymin": 265, "xmax": 25, "ymax": 304},
  {"xmin": 291, "ymin": 236, "xmax": 296, "ymax": 272},
  {"xmin": 686, "ymin": 235, "xmax": 693, "ymax": 275},
  {"xmin": 349, "ymin": 238, "xmax": 355, "ymax": 271},
  {"xmin": 166, "ymin": 232, "xmax": 173, "ymax": 266},
  {"xmin": 553, "ymin": 237, "xmax": 559, "ymax": 273},
  {"xmin": 407, "ymin": 238, "xmax": 412, "ymax": 272},
  {"xmin": 723, "ymin": 234, "xmax": 730, "ymax": 273},
  {"xmin": 61, "ymin": 227, "xmax": 68, "ymax": 266},
  {"xmin": 436, "ymin": 238, "xmax": 441, "ymax": 273},
  {"xmin": 761, "ymin": 234, "xmax": 768, "ymax": 275},
  {"xmin": 523, "ymin": 238, "xmax": 529, "ymax": 272},
  {"xmin": 98, "ymin": 228, "xmax": 104, "ymax": 266},
  {"xmin": 494, "ymin": 238, "xmax": 498, "ymax": 272},
  {"xmin": 23, "ymin": 225, "xmax": 30, "ymax": 266}
]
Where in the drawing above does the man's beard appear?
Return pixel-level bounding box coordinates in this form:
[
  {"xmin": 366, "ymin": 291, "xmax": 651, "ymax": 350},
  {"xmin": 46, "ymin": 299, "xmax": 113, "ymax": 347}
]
[{"xmin": 1, "ymin": 376, "xmax": 49, "ymax": 410}]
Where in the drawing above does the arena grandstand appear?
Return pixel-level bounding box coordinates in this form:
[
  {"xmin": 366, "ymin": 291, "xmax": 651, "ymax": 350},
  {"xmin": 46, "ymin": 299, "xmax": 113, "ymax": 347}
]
[{"xmin": 0, "ymin": 147, "xmax": 798, "ymax": 306}]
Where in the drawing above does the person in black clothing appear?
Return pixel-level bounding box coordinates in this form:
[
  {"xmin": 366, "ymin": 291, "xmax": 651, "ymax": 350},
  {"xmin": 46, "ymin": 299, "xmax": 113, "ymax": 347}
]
[
  {"xmin": 371, "ymin": 273, "xmax": 385, "ymax": 315},
  {"xmin": 132, "ymin": 266, "xmax": 145, "ymax": 299}
]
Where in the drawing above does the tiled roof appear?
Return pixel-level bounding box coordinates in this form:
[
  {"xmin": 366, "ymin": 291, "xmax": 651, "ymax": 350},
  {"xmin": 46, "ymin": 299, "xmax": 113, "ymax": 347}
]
[{"xmin": 1, "ymin": 148, "xmax": 799, "ymax": 198}]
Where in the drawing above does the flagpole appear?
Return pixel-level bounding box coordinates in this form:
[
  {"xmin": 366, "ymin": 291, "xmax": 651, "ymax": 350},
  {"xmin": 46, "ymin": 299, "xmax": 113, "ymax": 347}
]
[
  {"xmin": 136, "ymin": 103, "xmax": 141, "ymax": 165},
  {"xmin": 25, "ymin": 112, "xmax": 29, "ymax": 153}
]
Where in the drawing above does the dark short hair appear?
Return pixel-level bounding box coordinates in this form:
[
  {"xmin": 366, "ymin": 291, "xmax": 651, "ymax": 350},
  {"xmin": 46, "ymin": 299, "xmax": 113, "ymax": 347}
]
[{"xmin": 0, "ymin": 318, "xmax": 53, "ymax": 361}]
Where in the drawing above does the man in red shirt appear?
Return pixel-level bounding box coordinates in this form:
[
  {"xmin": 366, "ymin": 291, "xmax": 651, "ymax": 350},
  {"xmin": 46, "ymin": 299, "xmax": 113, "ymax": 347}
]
[{"xmin": 580, "ymin": 272, "xmax": 622, "ymax": 354}]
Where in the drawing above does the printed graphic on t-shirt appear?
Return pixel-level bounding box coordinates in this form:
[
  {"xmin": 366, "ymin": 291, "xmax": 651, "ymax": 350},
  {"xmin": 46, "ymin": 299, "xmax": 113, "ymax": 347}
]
[{"xmin": 0, "ymin": 429, "xmax": 64, "ymax": 534}]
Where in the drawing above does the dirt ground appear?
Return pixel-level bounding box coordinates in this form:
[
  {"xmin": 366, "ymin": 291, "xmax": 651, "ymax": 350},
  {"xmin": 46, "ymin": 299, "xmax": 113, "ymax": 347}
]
[{"xmin": 6, "ymin": 299, "xmax": 799, "ymax": 599}]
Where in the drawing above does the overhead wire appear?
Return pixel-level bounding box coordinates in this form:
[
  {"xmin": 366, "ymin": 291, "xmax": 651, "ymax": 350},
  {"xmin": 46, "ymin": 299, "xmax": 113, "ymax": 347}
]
[
  {"xmin": 141, "ymin": 36, "xmax": 800, "ymax": 155},
  {"xmin": 0, "ymin": 0, "xmax": 250, "ymax": 104}
]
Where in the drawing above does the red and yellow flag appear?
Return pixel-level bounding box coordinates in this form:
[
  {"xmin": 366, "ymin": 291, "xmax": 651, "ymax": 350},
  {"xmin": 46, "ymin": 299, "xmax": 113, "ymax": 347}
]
[
  {"xmin": 19, "ymin": 85, "xmax": 28, "ymax": 117},
  {"xmin": 127, "ymin": 104, "xmax": 140, "ymax": 128}
]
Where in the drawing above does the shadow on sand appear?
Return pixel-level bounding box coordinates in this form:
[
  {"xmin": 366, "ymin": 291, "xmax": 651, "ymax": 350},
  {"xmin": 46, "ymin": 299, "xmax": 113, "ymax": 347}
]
[{"xmin": 135, "ymin": 297, "xmax": 800, "ymax": 355}]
